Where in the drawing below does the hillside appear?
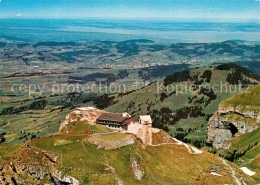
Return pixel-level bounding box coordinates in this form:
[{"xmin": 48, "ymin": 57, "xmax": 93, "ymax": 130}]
[
  {"xmin": 106, "ymin": 64, "xmax": 259, "ymax": 148},
  {"xmin": 0, "ymin": 64, "xmax": 258, "ymax": 148},
  {"xmin": 0, "ymin": 64, "xmax": 259, "ymax": 184},
  {"xmin": 1, "ymin": 39, "xmax": 260, "ymax": 102},
  {"xmin": 1, "ymin": 40, "xmax": 260, "ymax": 73},
  {"xmin": 206, "ymin": 84, "xmax": 260, "ymax": 181},
  {"xmin": 0, "ymin": 111, "xmax": 256, "ymax": 184}
]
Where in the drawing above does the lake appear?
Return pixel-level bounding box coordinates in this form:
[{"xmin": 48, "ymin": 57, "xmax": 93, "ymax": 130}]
[{"xmin": 0, "ymin": 19, "xmax": 259, "ymax": 42}]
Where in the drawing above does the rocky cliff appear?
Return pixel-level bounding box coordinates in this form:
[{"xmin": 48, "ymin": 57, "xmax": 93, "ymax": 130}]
[
  {"xmin": 207, "ymin": 84, "xmax": 260, "ymax": 149},
  {"xmin": 59, "ymin": 106, "xmax": 104, "ymax": 132},
  {"xmin": 1, "ymin": 104, "xmax": 258, "ymax": 184},
  {"xmin": 0, "ymin": 146, "xmax": 80, "ymax": 185}
]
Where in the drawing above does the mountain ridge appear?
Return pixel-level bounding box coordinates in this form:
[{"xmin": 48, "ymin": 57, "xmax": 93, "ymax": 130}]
[
  {"xmin": 0, "ymin": 109, "xmax": 256, "ymax": 184},
  {"xmin": 206, "ymin": 84, "xmax": 260, "ymax": 181}
]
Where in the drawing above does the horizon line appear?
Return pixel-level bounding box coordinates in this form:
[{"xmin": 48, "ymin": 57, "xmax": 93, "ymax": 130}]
[{"xmin": 0, "ymin": 17, "xmax": 260, "ymax": 23}]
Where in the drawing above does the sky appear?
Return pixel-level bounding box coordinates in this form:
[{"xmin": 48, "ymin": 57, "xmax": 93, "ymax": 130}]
[{"xmin": 0, "ymin": 0, "xmax": 259, "ymax": 20}]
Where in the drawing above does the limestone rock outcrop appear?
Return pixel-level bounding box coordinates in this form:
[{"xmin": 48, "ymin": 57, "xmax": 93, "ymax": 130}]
[
  {"xmin": 0, "ymin": 147, "xmax": 80, "ymax": 185},
  {"xmin": 0, "ymin": 162, "xmax": 80, "ymax": 185},
  {"xmin": 207, "ymin": 105, "xmax": 259, "ymax": 149},
  {"xmin": 59, "ymin": 106, "xmax": 104, "ymax": 132}
]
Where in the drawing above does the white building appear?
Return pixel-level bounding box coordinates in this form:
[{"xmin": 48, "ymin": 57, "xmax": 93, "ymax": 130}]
[{"xmin": 138, "ymin": 115, "xmax": 152, "ymax": 127}]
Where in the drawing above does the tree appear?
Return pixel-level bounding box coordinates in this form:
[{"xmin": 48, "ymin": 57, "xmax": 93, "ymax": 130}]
[{"xmin": 202, "ymin": 70, "xmax": 212, "ymax": 82}]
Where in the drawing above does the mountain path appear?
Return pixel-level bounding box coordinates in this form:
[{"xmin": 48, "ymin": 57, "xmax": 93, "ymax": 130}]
[
  {"xmin": 148, "ymin": 138, "xmax": 203, "ymax": 155},
  {"xmin": 239, "ymin": 157, "xmax": 257, "ymax": 167},
  {"xmin": 220, "ymin": 158, "xmax": 241, "ymax": 185},
  {"xmin": 81, "ymin": 139, "xmax": 95, "ymax": 160}
]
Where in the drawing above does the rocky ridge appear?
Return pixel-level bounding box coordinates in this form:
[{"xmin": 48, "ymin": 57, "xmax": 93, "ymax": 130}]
[
  {"xmin": 207, "ymin": 85, "xmax": 260, "ymax": 149},
  {"xmin": 0, "ymin": 147, "xmax": 80, "ymax": 185}
]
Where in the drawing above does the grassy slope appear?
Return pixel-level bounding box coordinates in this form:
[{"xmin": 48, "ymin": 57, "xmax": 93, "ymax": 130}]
[
  {"xmin": 1, "ymin": 121, "xmax": 255, "ymax": 184},
  {"xmin": 226, "ymin": 128, "xmax": 260, "ymax": 182},
  {"xmin": 0, "ymin": 108, "xmax": 72, "ymax": 144},
  {"xmin": 218, "ymin": 84, "xmax": 260, "ymax": 181},
  {"xmin": 143, "ymin": 144, "xmax": 239, "ymax": 184},
  {"xmin": 221, "ymin": 83, "xmax": 260, "ymax": 112},
  {"xmin": 106, "ymin": 67, "xmax": 239, "ymax": 144},
  {"xmin": 0, "ymin": 63, "xmax": 189, "ymax": 144},
  {"xmin": 1, "ymin": 65, "xmax": 258, "ymax": 146},
  {"xmin": 0, "ymin": 144, "xmax": 20, "ymax": 164}
]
